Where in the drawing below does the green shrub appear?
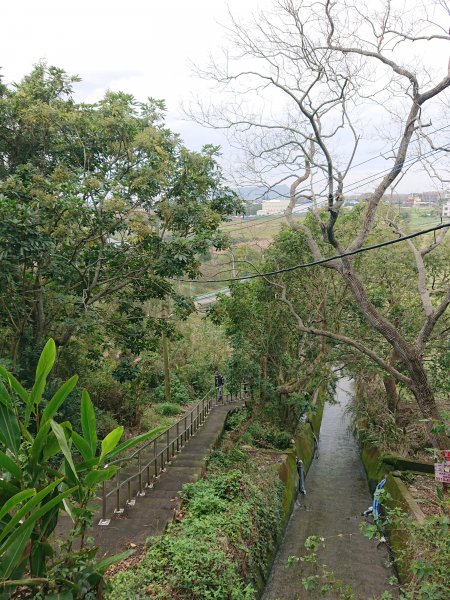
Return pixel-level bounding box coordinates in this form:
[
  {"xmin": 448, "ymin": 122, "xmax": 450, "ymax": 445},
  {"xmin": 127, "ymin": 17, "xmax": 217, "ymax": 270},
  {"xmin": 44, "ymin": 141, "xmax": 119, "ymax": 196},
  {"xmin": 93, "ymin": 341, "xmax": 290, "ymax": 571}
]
[
  {"xmin": 225, "ymin": 407, "xmax": 250, "ymax": 431},
  {"xmin": 155, "ymin": 402, "xmax": 182, "ymax": 416},
  {"xmin": 247, "ymin": 422, "xmax": 292, "ymax": 450},
  {"xmin": 109, "ymin": 465, "xmax": 283, "ymax": 599},
  {"xmin": 152, "ymin": 374, "xmax": 191, "ymax": 405},
  {"xmin": 0, "ymin": 339, "xmax": 165, "ymax": 598}
]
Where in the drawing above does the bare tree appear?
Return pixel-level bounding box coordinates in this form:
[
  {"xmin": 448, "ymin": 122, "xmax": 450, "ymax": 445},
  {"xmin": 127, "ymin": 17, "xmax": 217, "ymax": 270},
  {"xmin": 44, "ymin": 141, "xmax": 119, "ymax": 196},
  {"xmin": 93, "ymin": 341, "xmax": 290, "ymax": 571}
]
[{"xmin": 189, "ymin": 0, "xmax": 450, "ymax": 447}]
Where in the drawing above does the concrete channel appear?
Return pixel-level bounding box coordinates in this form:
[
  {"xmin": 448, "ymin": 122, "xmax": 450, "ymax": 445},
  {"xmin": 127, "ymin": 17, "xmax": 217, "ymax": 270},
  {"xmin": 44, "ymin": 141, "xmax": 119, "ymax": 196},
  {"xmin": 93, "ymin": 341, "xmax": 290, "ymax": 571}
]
[{"xmin": 262, "ymin": 378, "xmax": 395, "ymax": 600}]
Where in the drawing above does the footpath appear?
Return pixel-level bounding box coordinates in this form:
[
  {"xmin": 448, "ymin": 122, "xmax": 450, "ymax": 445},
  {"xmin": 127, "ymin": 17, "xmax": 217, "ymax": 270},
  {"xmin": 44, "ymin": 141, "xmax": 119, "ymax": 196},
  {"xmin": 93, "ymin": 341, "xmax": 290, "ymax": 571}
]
[
  {"xmin": 262, "ymin": 378, "xmax": 394, "ymax": 600},
  {"xmin": 57, "ymin": 402, "xmax": 240, "ymax": 557}
]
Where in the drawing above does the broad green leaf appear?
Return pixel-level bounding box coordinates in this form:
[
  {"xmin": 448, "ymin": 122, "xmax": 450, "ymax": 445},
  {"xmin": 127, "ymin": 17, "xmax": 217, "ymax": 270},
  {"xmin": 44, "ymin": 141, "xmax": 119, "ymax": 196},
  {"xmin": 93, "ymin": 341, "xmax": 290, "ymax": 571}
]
[
  {"xmin": 0, "ymin": 480, "xmax": 20, "ymax": 499},
  {"xmin": 62, "ymin": 497, "xmax": 75, "ymax": 523},
  {"xmin": 100, "ymin": 426, "xmax": 124, "ymax": 462},
  {"xmin": 35, "ymin": 339, "xmax": 56, "ymax": 382},
  {"xmin": 0, "ymin": 367, "xmax": 29, "ymax": 405},
  {"xmin": 41, "ymin": 375, "xmax": 78, "ymax": 425},
  {"xmin": 28, "ymin": 369, "xmax": 49, "ymax": 424},
  {"xmin": 0, "ymin": 379, "xmax": 13, "ymax": 410},
  {"xmin": 30, "ymin": 421, "xmax": 51, "ymax": 466},
  {"xmin": 75, "ymin": 457, "xmax": 100, "ymax": 472},
  {"xmin": 42, "ymin": 432, "xmax": 61, "ymax": 460},
  {"xmin": 105, "ymin": 425, "xmax": 166, "ymax": 460},
  {"xmin": 0, "ymin": 403, "xmax": 20, "ymax": 455},
  {"xmin": 0, "ymin": 486, "xmax": 76, "ymax": 576},
  {"xmin": 0, "ymin": 519, "xmax": 34, "ymax": 579},
  {"xmin": 0, "ymin": 478, "xmax": 64, "ymax": 545},
  {"xmin": 81, "ymin": 390, "xmax": 97, "ymax": 457},
  {"xmin": 71, "ymin": 430, "xmax": 94, "ymax": 462},
  {"xmin": 0, "ymin": 450, "xmax": 21, "ymax": 479},
  {"xmin": 27, "ymin": 339, "xmax": 56, "ymax": 423},
  {"xmin": 84, "ymin": 465, "xmax": 118, "ymax": 488},
  {"xmin": 93, "ymin": 549, "xmax": 134, "ymax": 575},
  {"xmin": 0, "ymin": 489, "xmax": 36, "ymax": 521},
  {"xmin": 50, "ymin": 421, "xmax": 78, "ymax": 481}
]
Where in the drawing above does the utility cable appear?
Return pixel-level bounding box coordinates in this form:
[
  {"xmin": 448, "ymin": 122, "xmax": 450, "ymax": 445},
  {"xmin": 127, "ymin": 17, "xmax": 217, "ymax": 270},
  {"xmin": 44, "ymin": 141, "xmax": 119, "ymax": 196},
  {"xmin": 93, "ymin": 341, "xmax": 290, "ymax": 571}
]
[
  {"xmin": 174, "ymin": 222, "xmax": 450, "ymax": 284},
  {"xmin": 223, "ymin": 133, "xmax": 450, "ymax": 235}
]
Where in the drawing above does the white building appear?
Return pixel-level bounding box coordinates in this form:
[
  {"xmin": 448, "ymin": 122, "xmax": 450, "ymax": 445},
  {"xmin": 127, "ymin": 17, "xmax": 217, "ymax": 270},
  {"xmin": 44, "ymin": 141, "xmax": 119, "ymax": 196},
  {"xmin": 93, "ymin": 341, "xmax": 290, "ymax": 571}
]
[
  {"xmin": 256, "ymin": 198, "xmax": 290, "ymax": 216},
  {"xmin": 442, "ymin": 201, "xmax": 450, "ymax": 219}
]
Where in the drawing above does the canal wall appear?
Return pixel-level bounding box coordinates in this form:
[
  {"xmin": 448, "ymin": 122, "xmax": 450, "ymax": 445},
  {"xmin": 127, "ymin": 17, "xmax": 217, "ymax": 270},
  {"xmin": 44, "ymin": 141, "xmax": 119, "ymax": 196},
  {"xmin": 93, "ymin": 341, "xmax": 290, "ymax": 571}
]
[
  {"xmin": 255, "ymin": 387, "xmax": 326, "ymax": 594},
  {"xmin": 262, "ymin": 378, "xmax": 395, "ymax": 600},
  {"xmin": 358, "ymin": 437, "xmax": 427, "ymax": 582}
]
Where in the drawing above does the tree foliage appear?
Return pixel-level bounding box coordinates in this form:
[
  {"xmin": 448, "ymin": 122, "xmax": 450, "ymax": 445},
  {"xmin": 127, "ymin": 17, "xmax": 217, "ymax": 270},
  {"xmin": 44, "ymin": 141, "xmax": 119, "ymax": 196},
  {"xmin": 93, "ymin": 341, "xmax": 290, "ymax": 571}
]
[{"xmin": 0, "ymin": 63, "xmax": 241, "ymax": 380}]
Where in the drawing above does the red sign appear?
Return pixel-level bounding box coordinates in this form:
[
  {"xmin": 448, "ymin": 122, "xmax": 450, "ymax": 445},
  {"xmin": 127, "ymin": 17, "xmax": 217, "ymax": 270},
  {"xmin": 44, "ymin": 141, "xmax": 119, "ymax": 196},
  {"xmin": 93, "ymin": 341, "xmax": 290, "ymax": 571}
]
[{"xmin": 434, "ymin": 450, "xmax": 450, "ymax": 484}]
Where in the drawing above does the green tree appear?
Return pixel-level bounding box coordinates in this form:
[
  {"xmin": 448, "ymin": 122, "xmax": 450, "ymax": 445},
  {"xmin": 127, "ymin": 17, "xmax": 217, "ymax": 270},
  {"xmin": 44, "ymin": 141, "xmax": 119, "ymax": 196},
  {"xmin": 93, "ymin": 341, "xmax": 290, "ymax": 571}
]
[
  {"xmin": 0, "ymin": 339, "xmax": 164, "ymax": 598},
  {"xmin": 0, "ymin": 63, "xmax": 241, "ymax": 379}
]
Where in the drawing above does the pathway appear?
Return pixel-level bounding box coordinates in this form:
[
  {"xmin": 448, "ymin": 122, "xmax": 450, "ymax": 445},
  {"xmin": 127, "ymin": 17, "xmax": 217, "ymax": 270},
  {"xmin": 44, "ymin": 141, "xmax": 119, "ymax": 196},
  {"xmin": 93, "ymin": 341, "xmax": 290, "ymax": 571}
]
[
  {"xmin": 57, "ymin": 402, "xmax": 240, "ymax": 556},
  {"xmin": 262, "ymin": 378, "xmax": 394, "ymax": 600}
]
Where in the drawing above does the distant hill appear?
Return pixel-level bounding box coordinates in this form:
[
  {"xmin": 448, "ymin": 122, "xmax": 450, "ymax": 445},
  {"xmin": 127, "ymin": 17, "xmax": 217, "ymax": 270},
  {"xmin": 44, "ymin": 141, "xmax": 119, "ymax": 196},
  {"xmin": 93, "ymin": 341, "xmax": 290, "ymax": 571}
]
[{"xmin": 235, "ymin": 185, "xmax": 290, "ymax": 201}]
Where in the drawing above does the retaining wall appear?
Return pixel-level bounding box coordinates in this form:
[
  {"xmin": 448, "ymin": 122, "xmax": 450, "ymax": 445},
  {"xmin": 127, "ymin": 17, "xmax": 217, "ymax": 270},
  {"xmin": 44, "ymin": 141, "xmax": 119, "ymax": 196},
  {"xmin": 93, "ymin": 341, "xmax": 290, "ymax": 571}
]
[
  {"xmin": 255, "ymin": 388, "xmax": 326, "ymax": 594},
  {"xmin": 358, "ymin": 439, "xmax": 427, "ymax": 582}
]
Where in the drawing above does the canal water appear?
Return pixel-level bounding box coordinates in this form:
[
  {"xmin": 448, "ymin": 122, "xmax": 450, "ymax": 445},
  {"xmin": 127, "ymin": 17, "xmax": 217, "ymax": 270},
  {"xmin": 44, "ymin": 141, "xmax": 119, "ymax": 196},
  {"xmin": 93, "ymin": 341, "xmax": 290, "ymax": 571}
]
[{"xmin": 262, "ymin": 378, "xmax": 395, "ymax": 599}]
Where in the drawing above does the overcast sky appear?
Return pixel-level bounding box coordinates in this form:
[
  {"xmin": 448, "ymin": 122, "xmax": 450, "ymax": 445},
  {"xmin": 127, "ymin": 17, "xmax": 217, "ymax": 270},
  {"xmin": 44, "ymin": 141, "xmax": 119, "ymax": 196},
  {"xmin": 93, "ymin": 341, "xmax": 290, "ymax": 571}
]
[
  {"xmin": 1, "ymin": 0, "xmax": 257, "ymax": 155},
  {"xmin": 1, "ymin": 0, "xmax": 449, "ymax": 194}
]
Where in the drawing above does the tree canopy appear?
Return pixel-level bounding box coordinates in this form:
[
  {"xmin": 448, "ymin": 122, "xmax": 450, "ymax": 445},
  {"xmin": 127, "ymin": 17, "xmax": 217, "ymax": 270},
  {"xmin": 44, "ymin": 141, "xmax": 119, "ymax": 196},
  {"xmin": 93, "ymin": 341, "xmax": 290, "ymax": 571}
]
[{"xmin": 0, "ymin": 63, "xmax": 241, "ymax": 376}]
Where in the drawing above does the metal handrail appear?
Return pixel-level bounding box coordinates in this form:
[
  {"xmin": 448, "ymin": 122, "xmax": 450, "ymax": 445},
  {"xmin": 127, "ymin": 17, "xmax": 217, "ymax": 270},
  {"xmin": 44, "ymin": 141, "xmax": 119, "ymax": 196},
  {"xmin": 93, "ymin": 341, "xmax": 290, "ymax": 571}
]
[
  {"xmin": 107, "ymin": 387, "xmax": 215, "ymax": 468},
  {"xmin": 98, "ymin": 385, "xmax": 244, "ymax": 524}
]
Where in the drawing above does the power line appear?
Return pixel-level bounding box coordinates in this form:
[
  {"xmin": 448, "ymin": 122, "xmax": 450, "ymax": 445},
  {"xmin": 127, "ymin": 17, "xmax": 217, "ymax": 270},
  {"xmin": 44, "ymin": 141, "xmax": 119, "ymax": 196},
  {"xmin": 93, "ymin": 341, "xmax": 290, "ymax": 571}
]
[
  {"xmin": 175, "ymin": 222, "xmax": 450, "ymax": 284},
  {"xmin": 225, "ymin": 142, "xmax": 450, "ymax": 235},
  {"xmin": 223, "ymin": 130, "xmax": 450, "ymax": 235}
]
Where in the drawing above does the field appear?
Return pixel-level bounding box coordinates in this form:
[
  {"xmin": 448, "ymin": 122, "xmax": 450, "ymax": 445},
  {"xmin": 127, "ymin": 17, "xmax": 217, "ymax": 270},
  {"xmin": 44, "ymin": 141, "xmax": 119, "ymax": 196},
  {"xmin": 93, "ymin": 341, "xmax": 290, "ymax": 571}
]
[{"xmin": 182, "ymin": 207, "xmax": 448, "ymax": 299}]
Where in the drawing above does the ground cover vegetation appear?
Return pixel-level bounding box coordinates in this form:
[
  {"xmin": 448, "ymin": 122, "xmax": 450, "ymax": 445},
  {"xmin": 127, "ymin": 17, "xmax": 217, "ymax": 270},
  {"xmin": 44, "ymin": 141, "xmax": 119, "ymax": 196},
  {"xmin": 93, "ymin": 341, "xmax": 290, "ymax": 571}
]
[{"xmin": 108, "ymin": 387, "xmax": 321, "ymax": 599}]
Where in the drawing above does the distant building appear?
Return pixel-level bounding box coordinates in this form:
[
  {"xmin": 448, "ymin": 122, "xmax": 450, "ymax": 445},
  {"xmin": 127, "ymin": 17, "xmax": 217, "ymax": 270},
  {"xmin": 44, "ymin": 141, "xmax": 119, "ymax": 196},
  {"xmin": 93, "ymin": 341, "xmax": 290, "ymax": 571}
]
[
  {"xmin": 442, "ymin": 201, "xmax": 450, "ymax": 219},
  {"xmin": 256, "ymin": 198, "xmax": 290, "ymax": 215}
]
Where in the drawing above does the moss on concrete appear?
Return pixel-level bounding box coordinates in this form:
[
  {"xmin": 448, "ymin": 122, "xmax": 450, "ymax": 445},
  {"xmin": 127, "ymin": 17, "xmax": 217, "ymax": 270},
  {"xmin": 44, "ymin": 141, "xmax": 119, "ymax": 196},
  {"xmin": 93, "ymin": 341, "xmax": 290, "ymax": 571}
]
[
  {"xmin": 359, "ymin": 441, "xmax": 427, "ymax": 584},
  {"xmin": 278, "ymin": 453, "xmax": 298, "ymax": 531},
  {"xmin": 381, "ymin": 454, "xmax": 433, "ymax": 474}
]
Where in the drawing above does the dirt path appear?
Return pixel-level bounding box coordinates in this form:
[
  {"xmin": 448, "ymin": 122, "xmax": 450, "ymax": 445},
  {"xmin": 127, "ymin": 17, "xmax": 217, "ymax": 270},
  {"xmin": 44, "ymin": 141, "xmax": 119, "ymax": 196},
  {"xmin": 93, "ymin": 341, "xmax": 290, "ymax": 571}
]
[{"xmin": 262, "ymin": 378, "xmax": 394, "ymax": 600}]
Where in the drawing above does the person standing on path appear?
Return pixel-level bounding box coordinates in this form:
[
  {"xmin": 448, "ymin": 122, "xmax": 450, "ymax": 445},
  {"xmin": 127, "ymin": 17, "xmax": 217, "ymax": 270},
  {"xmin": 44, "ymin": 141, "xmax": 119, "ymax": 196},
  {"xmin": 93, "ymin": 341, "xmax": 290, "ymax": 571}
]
[{"xmin": 214, "ymin": 371, "xmax": 224, "ymax": 403}]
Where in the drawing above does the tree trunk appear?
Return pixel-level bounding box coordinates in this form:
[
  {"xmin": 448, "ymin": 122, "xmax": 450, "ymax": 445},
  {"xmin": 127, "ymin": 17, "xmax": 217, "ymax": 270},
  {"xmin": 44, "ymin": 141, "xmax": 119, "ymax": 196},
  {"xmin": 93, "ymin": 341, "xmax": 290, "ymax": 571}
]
[
  {"xmin": 383, "ymin": 374, "xmax": 399, "ymax": 415},
  {"xmin": 35, "ymin": 280, "xmax": 45, "ymax": 343},
  {"xmin": 383, "ymin": 351, "xmax": 400, "ymax": 415},
  {"xmin": 260, "ymin": 353, "xmax": 268, "ymax": 403},
  {"xmin": 162, "ymin": 331, "xmax": 171, "ymax": 404},
  {"xmin": 341, "ymin": 261, "xmax": 448, "ymax": 447},
  {"xmin": 408, "ymin": 357, "xmax": 449, "ymax": 449}
]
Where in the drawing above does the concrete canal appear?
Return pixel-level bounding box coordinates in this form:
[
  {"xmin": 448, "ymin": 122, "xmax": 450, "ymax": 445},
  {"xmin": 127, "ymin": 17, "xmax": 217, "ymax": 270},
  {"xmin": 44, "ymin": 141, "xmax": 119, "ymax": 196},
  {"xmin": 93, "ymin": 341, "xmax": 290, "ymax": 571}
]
[{"xmin": 262, "ymin": 378, "xmax": 394, "ymax": 599}]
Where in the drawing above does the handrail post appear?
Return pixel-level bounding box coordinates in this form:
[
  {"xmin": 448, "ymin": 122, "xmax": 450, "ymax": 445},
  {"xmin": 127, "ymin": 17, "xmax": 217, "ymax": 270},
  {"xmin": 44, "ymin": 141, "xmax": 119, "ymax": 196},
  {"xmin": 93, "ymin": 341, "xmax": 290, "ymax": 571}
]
[
  {"xmin": 101, "ymin": 480, "xmax": 107, "ymax": 522},
  {"xmin": 154, "ymin": 439, "xmax": 158, "ymax": 477},
  {"xmin": 185, "ymin": 416, "xmax": 188, "ymax": 442},
  {"xmin": 138, "ymin": 450, "xmax": 144, "ymax": 496},
  {"xmin": 166, "ymin": 429, "xmax": 170, "ymax": 463},
  {"xmin": 114, "ymin": 466, "xmax": 123, "ymax": 514},
  {"xmin": 177, "ymin": 421, "xmax": 180, "ymax": 451},
  {"xmin": 190, "ymin": 411, "xmax": 193, "ymax": 436}
]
